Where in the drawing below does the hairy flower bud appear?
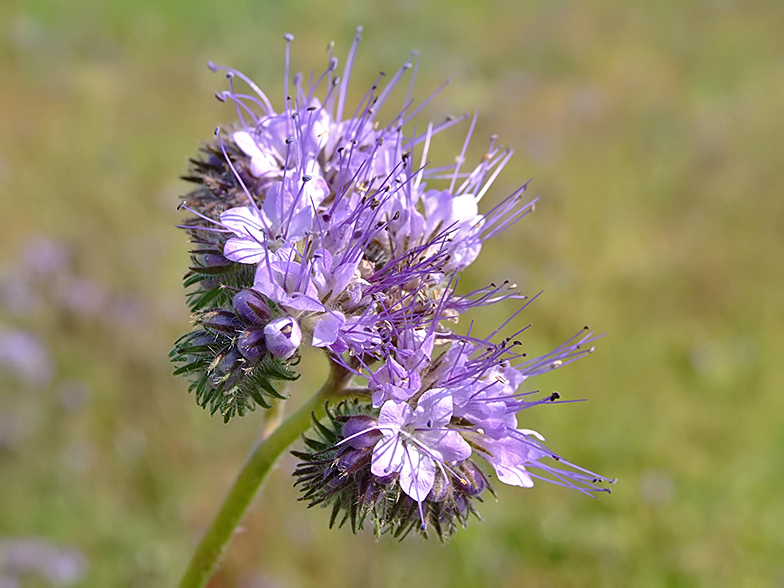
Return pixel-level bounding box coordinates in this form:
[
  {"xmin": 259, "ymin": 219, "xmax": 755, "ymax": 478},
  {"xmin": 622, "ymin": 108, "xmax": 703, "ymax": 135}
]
[
  {"xmin": 232, "ymin": 289, "xmax": 272, "ymax": 325},
  {"xmin": 236, "ymin": 327, "xmax": 267, "ymax": 361}
]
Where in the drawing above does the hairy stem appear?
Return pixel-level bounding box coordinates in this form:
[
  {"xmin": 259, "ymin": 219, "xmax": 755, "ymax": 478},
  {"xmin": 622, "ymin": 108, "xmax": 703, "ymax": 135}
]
[{"xmin": 178, "ymin": 362, "xmax": 352, "ymax": 588}]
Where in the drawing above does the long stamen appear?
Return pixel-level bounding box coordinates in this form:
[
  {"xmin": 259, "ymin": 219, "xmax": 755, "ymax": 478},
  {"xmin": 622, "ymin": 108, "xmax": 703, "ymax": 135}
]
[
  {"xmin": 283, "ymin": 33, "xmax": 294, "ymax": 104},
  {"xmin": 336, "ymin": 26, "xmax": 363, "ymax": 123},
  {"xmin": 449, "ymin": 111, "xmax": 478, "ymax": 193}
]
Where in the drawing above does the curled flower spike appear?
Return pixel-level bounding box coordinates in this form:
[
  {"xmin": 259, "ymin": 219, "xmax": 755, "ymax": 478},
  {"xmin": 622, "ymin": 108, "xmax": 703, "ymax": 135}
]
[{"xmin": 173, "ymin": 29, "xmax": 613, "ymax": 557}]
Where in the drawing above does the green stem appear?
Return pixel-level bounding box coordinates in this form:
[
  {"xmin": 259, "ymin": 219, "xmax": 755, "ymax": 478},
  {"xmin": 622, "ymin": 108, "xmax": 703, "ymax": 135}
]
[{"xmin": 178, "ymin": 363, "xmax": 351, "ymax": 588}]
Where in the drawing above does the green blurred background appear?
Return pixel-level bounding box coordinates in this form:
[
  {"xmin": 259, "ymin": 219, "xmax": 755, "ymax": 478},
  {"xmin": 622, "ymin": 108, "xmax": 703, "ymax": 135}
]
[{"xmin": 1, "ymin": 0, "xmax": 782, "ymax": 586}]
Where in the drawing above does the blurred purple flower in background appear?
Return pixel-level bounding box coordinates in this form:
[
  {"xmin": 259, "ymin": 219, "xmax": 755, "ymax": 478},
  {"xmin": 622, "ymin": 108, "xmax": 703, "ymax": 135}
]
[
  {"xmin": 0, "ymin": 329, "xmax": 54, "ymax": 387},
  {"xmin": 0, "ymin": 538, "xmax": 88, "ymax": 587}
]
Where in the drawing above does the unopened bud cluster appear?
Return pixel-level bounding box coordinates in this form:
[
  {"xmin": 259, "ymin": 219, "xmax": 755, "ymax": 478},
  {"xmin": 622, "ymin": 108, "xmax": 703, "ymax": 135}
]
[{"xmin": 171, "ymin": 288, "xmax": 300, "ymax": 419}]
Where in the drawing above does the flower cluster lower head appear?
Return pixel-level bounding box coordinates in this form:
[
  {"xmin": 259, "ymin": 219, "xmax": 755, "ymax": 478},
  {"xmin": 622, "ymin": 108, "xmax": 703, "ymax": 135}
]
[{"xmin": 173, "ymin": 27, "xmax": 613, "ymax": 539}]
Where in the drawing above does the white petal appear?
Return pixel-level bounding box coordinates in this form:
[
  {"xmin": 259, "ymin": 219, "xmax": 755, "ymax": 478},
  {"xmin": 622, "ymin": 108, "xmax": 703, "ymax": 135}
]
[
  {"xmin": 494, "ymin": 463, "xmax": 535, "ymax": 488},
  {"xmin": 413, "ymin": 387, "xmax": 453, "ymax": 428},
  {"xmin": 371, "ymin": 435, "xmax": 404, "ymax": 477},
  {"xmin": 378, "ymin": 399, "xmax": 412, "ymax": 430},
  {"xmin": 223, "ymin": 238, "xmax": 266, "ymax": 264},
  {"xmin": 311, "ymin": 312, "xmax": 345, "ymax": 348},
  {"xmin": 220, "ymin": 207, "xmax": 265, "ymax": 236},
  {"xmin": 284, "ymin": 206, "xmax": 315, "ymax": 242},
  {"xmin": 250, "ymin": 153, "xmax": 280, "ymax": 178},
  {"xmin": 417, "ymin": 429, "xmax": 472, "ymax": 463},
  {"xmin": 398, "ymin": 447, "xmax": 436, "ymax": 502},
  {"xmin": 451, "ymin": 193, "xmax": 479, "ymax": 223},
  {"xmin": 233, "ymin": 131, "xmax": 263, "ymax": 158}
]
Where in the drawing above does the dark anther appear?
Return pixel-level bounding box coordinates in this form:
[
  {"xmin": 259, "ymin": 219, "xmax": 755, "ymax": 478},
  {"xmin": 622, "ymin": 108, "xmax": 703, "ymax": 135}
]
[
  {"xmin": 552, "ymin": 455, "xmax": 561, "ymax": 461},
  {"xmin": 307, "ymin": 105, "xmax": 317, "ymax": 111},
  {"xmin": 302, "ymin": 175, "xmax": 312, "ymax": 182},
  {"xmin": 550, "ymin": 392, "xmax": 561, "ymax": 401},
  {"xmin": 285, "ymin": 137, "xmax": 294, "ymax": 144}
]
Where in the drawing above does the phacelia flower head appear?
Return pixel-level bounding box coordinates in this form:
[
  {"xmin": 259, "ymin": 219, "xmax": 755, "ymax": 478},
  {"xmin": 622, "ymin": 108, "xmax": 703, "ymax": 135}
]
[{"xmin": 173, "ymin": 27, "xmax": 613, "ymax": 538}]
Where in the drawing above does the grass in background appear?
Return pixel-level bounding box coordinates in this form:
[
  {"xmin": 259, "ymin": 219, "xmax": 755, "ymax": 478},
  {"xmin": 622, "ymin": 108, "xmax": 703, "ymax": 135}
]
[{"xmin": 1, "ymin": 0, "xmax": 783, "ymax": 586}]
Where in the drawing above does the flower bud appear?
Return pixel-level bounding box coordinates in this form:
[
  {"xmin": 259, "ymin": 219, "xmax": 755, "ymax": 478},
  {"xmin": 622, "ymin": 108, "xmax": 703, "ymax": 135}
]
[
  {"xmin": 342, "ymin": 416, "xmax": 381, "ymax": 448},
  {"xmin": 201, "ymin": 309, "xmax": 241, "ymax": 335},
  {"xmin": 335, "ymin": 447, "xmax": 369, "ymax": 475},
  {"xmin": 264, "ymin": 317, "xmax": 301, "ymax": 359},
  {"xmin": 237, "ymin": 327, "xmax": 267, "ymax": 362},
  {"xmin": 454, "ymin": 461, "xmax": 488, "ymax": 497},
  {"xmin": 427, "ymin": 469, "xmax": 450, "ymax": 503},
  {"xmin": 232, "ymin": 289, "xmax": 272, "ymax": 325}
]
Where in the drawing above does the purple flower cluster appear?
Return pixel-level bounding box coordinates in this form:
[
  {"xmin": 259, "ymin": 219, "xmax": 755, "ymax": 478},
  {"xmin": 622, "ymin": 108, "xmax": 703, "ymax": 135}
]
[{"xmin": 175, "ymin": 28, "xmax": 611, "ymax": 535}]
